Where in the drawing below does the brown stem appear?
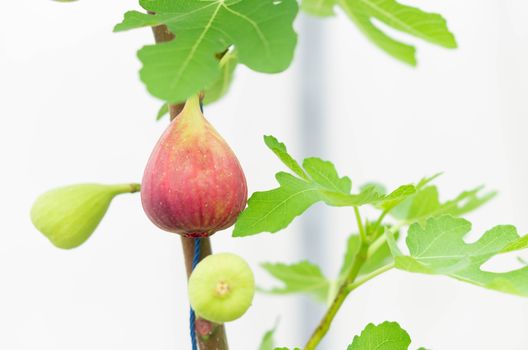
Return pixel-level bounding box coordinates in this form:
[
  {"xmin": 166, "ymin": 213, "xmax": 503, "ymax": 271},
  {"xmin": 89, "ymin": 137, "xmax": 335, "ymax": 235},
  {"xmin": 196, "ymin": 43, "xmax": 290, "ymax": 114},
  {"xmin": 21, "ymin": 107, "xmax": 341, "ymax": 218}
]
[
  {"xmin": 151, "ymin": 22, "xmax": 229, "ymax": 350},
  {"xmin": 180, "ymin": 237, "xmax": 229, "ymax": 349}
]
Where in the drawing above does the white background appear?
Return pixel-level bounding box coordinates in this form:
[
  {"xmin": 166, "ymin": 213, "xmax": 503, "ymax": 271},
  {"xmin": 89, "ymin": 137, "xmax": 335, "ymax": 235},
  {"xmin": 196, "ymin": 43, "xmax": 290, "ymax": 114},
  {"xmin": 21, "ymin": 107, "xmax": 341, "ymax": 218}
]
[{"xmin": 1, "ymin": 1, "xmax": 527, "ymax": 349}]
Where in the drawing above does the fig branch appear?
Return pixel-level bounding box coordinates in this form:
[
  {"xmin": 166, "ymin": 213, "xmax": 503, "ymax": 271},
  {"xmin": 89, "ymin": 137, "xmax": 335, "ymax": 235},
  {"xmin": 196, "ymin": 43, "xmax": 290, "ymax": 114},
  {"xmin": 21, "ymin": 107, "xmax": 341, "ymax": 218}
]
[
  {"xmin": 303, "ymin": 208, "xmax": 393, "ymax": 350},
  {"xmin": 150, "ymin": 23, "xmax": 229, "ymax": 350}
]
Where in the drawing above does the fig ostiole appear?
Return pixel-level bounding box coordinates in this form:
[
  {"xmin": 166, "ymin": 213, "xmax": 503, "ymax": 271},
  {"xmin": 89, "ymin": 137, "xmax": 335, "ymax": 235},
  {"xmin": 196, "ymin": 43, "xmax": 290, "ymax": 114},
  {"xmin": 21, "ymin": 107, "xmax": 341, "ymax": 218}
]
[
  {"xmin": 188, "ymin": 253, "xmax": 255, "ymax": 324},
  {"xmin": 31, "ymin": 183, "xmax": 140, "ymax": 249},
  {"xmin": 140, "ymin": 94, "xmax": 248, "ymax": 237}
]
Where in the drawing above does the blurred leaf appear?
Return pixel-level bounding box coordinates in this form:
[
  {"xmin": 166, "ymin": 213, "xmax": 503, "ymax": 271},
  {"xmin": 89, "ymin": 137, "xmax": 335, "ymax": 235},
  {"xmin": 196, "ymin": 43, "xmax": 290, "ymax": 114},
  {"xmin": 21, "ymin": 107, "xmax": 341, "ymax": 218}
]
[
  {"xmin": 261, "ymin": 261, "xmax": 330, "ymax": 302},
  {"xmin": 259, "ymin": 322, "xmax": 278, "ymax": 350},
  {"xmin": 389, "ymin": 215, "xmax": 528, "ymax": 296},
  {"xmin": 301, "ymin": 0, "xmax": 456, "ymax": 65},
  {"xmin": 339, "ymin": 233, "xmax": 394, "ymax": 282},
  {"xmin": 156, "ymin": 103, "xmax": 169, "ymax": 121},
  {"xmin": 392, "ymin": 185, "xmax": 496, "ymax": 223},
  {"xmin": 114, "ymin": 0, "xmax": 298, "ymax": 103},
  {"xmin": 360, "ymin": 182, "xmax": 386, "ymax": 195},
  {"xmin": 376, "ymin": 184, "xmax": 416, "ymax": 211},
  {"xmin": 203, "ymin": 50, "xmax": 238, "ymax": 105},
  {"xmin": 348, "ymin": 321, "xmax": 423, "ymax": 350},
  {"xmin": 370, "ymin": 174, "xmax": 442, "ymax": 213}
]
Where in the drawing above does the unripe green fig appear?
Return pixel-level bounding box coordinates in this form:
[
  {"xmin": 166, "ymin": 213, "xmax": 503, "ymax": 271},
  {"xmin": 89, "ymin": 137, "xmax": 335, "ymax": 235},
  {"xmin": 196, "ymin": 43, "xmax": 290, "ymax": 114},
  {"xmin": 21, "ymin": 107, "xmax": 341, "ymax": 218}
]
[
  {"xmin": 188, "ymin": 253, "xmax": 255, "ymax": 324},
  {"xmin": 31, "ymin": 183, "xmax": 140, "ymax": 249},
  {"xmin": 141, "ymin": 95, "xmax": 247, "ymax": 238}
]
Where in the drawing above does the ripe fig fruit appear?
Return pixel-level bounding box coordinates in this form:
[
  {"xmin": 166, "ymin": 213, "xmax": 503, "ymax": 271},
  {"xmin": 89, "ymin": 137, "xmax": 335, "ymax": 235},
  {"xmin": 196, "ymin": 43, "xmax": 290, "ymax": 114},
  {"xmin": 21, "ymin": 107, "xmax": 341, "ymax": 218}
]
[
  {"xmin": 140, "ymin": 95, "xmax": 247, "ymax": 237},
  {"xmin": 31, "ymin": 183, "xmax": 140, "ymax": 249},
  {"xmin": 188, "ymin": 253, "xmax": 255, "ymax": 324}
]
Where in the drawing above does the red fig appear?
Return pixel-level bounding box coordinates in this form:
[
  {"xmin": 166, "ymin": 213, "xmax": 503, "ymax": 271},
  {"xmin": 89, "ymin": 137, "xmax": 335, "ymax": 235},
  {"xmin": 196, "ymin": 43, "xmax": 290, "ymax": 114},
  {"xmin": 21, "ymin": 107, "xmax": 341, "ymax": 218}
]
[{"xmin": 141, "ymin": 95, "xmax": 247, "ymax": 237}]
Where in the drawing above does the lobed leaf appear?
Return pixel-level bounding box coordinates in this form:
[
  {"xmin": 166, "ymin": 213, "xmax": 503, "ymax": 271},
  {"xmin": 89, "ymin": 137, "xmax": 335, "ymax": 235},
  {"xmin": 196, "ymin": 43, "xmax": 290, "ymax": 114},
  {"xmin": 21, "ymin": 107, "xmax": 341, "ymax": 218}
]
[
  {"xmin": 260, "ymin": 261, "xmax": 331, "ymax": 302},
  {"xmin": 302, "ymin": 157, "xmax": 351, "ymax": 193},
  {"xmin": 391, "ymin": 185, "xmax": 496, "ymax": 223},
  {"xmin": 376, "ymin": 184, "xmax": 416, "ymax": 211},
  {"xmin": 264, "ymin": 135, "xmax": 308, "ymax": 180},
  {"xmin": 233, "ymin": 172, "xmax": 321, "ymax": 236},
  {"xmin": 115, "ymin": 0, "xmax": 298, "ymax": 103},
  {"xmin": 302, "ymin": 0, "xmax": 457, "ymax": 65},
  {"xmin": 348, "ymin": 321, "xmax": 422, "ymax": 350},
  {"xmin": 389, "ymin": 215, "xmax": 528, "ymax": 296},
  {"xmin": 234, "ymin": 136, "xmax": 396, "ymax": 236}
]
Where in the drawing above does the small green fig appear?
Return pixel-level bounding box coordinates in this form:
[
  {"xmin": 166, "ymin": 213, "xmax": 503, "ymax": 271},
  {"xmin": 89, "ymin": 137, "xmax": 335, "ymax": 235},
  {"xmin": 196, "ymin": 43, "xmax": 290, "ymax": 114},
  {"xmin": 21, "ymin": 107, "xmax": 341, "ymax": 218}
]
[
  {"xmin": 188, "ymin": 253, "xmax": 255, "ymax": 324},
  {"xmin": 30, "ymin": 183, "xmax": 140, "ymax": 249}
]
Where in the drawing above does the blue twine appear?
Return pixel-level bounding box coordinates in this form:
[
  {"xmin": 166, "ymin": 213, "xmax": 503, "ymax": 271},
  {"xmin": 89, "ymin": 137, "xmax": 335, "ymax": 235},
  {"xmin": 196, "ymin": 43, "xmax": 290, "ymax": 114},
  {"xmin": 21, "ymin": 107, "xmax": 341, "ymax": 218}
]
[{"xmin": 189, "ymin": 238, "xmax": 201, "ymax": 350}]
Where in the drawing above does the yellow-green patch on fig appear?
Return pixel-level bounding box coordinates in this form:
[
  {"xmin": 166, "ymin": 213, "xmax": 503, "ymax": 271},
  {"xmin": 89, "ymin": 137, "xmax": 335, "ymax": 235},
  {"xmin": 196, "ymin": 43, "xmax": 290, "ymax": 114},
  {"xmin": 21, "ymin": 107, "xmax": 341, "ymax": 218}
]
[
  {"xmin": 30, "ymin": 183, "xmax": 140, "ymax": 249},
  {"xmin": 188, "ymin": 253, "xmax": 255, "ymax": 324}
]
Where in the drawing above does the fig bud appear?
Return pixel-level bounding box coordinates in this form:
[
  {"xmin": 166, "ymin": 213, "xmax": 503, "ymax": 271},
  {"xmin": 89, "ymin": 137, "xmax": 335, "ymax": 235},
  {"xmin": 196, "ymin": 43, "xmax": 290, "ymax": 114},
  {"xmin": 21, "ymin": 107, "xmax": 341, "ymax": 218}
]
[
  {"xmin": 31, "ymin": 183, "xmax": 140, "ymax": 249},
  {"xmin": 188, "ymin": 253, "xmax": 255, "ymax": 324},
  {"xmin": 140, "ymin": 95, "xmax": 247, "ymax": 237}
]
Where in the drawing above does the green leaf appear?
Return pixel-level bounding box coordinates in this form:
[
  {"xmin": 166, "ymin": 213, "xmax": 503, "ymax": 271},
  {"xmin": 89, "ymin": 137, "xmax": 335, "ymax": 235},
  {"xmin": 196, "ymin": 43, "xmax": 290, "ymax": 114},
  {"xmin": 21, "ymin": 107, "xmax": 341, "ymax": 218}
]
[
  {"xmin": 259, "ymin": 322, "xmax": 278, "ymax": 350},
  {"xmin": 302, "ymin": 0, "xmax": 456, "ymax": 65},
  {"xmin": 318, "ymin": 185, "xmax": 384, "ymax": 207},
  {"xmin": 392, "ymin": 185, "xmax": 496, "ymax": 223},
  {"xmin": 392, "ymin": 215, "xmax": 528, "ymax": 296},
  {"xmin": 260, "ymin": 261, "xmax": 330, "ymax": 302},
  {"xmin": 376, "ymin": 184, "xmax": 416, "ymax": 211},
  {"xmin": 348, "ymin": 321, "xmax": 414, "ymax": 350},
  {"xmin": 234, "ymin": 137, "xmax": 383, "ymax": 237},
  {"xmin": 115, "ymin": 0, "xmax": 298, "ymax": 103},
  {"xmin": 302, "ymin": 157, "xmax": 351, "ymax": 193},
  {"xmin": 203, "ymin": 50, "xmax": 238, "ymax": 105},
  {"xmin": 444, "ymin": 186, "xmax": 497, "ymax": 217},
  {"xmin": 339, "ymin": 233, "xmax": 393, "ymax": 282},
  {"xmin": 233, "ymin": 173, "xmax": 382, "ymax": 236},
  {"xmin": 360, "ymin": 182, "xmax": 386, "ymax": 196},
  {"xmin": 30, "ymin": 183, "xmax": 140, "ymax": 249},
  {"xmin": 301, "ymin": 0, "xmax": 335, "ymax": 17},
  {"xmin": 369, "ymin": 174, "xmax": 442, "ymax": 213},
  {"xmin": 393, "ymin": 186, "xmax": 441, "ymax": 221},
  {"xmin": 234, "ymin": 172, "xmax": 321, "ymax": 236},
  {"xmin": 264, "ymin": 135, "xmax": 308, "ymax": 180},
  {"xmin": 156, "ymin": 103, "xmax": 169, "ymax": 121}
]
